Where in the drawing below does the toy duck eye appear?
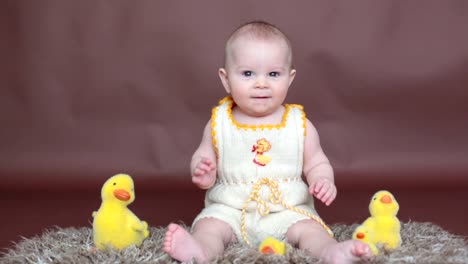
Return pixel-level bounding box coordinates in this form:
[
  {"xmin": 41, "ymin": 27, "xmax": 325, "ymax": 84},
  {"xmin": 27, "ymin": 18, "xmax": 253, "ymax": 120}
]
[{"xmin": 113, "ymin": 182, "xmax": 117, "ymax": 186}]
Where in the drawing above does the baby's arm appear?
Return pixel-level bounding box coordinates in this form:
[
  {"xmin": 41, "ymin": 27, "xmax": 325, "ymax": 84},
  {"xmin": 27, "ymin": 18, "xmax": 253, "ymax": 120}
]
[
  {"xmin": 303, "ymin": 119, "xmax": 337, "ymax": 206},
  {"xmin": 190, "ymin": 119, "xmax": 217, "ymax": 189}
]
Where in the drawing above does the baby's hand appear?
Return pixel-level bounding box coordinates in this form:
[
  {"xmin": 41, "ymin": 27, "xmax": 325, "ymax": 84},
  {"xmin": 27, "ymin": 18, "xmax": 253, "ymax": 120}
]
[
  {"xmin": 192, "ymin": 157, "xmax": 216, "ymax": 189},
  {"xmin": 309, "ymin": 178, "xmax": 337, "ymax": 206}
]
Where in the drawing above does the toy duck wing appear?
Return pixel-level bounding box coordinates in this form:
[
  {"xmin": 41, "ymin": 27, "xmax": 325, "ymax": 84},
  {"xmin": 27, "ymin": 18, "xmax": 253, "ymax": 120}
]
[
  {"xmin": 125, "ymin": 209, "xmax": 148, "ymax": 231},
  {"xmin": 131, "ymin": 220, "xmax": 148, "ymax": 232}
]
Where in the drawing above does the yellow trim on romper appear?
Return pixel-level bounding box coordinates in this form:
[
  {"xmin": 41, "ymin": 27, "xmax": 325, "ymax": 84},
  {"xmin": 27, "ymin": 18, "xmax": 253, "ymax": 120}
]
[
  {"xmin": 215, "ymin": 96, "xmax": 307, "ymax": 135},
  {"xmin": 211, "ymin": 106, "xmax": 219, "ymax": 157}
]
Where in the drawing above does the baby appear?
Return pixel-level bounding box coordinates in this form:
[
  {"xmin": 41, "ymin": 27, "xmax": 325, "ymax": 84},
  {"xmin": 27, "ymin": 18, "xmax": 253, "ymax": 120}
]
[{"xmin": 164, "ymin": 21, "xmax": 372, "ymax": 263}]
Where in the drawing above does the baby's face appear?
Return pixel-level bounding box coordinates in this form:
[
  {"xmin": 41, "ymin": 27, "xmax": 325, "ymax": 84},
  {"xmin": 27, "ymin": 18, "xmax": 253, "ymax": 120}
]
[{"xmin": 220, "ymin": 37, "xmax": 296, "ymax": 118}]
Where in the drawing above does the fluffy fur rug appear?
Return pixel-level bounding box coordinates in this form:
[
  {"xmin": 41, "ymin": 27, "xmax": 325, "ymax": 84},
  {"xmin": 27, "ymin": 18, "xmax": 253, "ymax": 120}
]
[{"xmin": 1, "ymin": 222, "xmax": 467, "ymax": 263}]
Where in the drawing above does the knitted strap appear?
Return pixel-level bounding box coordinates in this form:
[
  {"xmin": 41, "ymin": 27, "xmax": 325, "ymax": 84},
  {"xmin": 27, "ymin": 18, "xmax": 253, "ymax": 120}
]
[{"xmin": 240, "ymin": 178, "xmax": 334, "ymax": 247}]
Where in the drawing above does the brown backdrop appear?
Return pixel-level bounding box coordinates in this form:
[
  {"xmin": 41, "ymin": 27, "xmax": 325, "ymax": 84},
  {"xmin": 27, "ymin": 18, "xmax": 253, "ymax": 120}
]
[{"xmin": 1, "ymin": 0, "xmax": 468, "ymax": 250}]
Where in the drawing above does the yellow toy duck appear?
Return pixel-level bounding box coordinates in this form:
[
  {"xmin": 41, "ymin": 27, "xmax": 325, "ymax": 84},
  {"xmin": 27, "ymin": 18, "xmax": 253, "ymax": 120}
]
[
  {"xmin": 92, "ymin": 173, "xmax": 149, "ymax": 250},
  {"xmin": 355, "ymin": 190, "xmax": 401, "ymax": 251},
  {"xmin": 258, "ymin": 237, "xmax": 287, "ymax": 255},
  {"xmin": 352, "ymin": 225, "xmax": 379, "ymax": 255}
]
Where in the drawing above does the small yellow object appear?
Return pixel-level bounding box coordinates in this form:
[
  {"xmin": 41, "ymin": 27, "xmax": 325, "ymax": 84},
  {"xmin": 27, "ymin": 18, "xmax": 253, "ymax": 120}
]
[
  {"xmin": 259, "ymin": 237, "xmax": 286, "ymax": 255},
  {"xmin": 355, "ymin": 190, "xmax": 401, "ymax": 252},
  {"xmin": 352, "ymin": 225, "xmax": 379, "ymax": 255},
  {"xmin": 92, "ymin": 173, "xmax": 149, "ymax": 250}
]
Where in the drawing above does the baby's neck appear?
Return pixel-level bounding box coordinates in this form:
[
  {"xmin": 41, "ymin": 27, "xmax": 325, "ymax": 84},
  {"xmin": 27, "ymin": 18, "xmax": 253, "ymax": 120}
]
[{"xmin": 232, "ymin": 105, "xmax": 285, "ymax": 126}]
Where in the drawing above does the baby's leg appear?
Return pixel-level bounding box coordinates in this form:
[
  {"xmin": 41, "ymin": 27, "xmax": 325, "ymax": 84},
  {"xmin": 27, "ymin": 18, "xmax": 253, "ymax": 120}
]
[
  {"xmin": 163, "ymin": 218, "xmax": 235, "ymax": 263},
  {"xmin": 286, "ymin": 219, "xmax": 373, "ymax": 264}
]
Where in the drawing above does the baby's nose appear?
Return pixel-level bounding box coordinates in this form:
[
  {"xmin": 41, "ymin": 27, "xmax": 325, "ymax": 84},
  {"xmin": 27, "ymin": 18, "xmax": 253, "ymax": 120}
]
[{"xmin": 255, "ymin": 76, "xmax": 268, "ymax": 88}]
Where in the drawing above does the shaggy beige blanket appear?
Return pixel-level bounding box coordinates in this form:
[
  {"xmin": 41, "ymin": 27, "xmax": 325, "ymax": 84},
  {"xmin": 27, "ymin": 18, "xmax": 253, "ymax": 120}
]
[{"xmin": 1, "ymin": 222, "xmax": 467, "ymax": 263}]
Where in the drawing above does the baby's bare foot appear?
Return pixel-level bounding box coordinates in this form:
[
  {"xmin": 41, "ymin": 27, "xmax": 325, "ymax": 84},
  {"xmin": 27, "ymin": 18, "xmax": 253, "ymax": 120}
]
[
  {"xmin": 321, "ymin": 240, "xmax": 373, "ymax": 264},
  {"xmin": 163, "ymin": 223, "xmax": 206, "ymax": 263}
]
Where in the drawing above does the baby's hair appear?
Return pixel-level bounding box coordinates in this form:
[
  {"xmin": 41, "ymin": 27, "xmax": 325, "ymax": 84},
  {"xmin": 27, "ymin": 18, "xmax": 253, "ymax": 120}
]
[
  {"xmin": 224, "ymin": 20, "xmax": 294, "ymax": 68},
  {"xmin": 228, "ymin": 20, "xmax": 287, "ymax": 41}
]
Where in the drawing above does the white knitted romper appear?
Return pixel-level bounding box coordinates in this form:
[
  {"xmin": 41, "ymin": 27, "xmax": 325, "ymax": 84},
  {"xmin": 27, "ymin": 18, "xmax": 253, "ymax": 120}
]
[{"xmin": 192, "ymin": 97, "xmax": 331, "ymax": 247}]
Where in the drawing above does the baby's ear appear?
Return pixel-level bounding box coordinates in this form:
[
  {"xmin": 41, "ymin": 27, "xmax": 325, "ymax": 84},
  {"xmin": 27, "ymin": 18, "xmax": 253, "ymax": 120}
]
[
  {"xmin": 218, "ymin": 68, "xmax": 231, "ymax": 93},
  {"xmin": 288, "ymin": 69, "xmax": 296, "ymax": 86}
]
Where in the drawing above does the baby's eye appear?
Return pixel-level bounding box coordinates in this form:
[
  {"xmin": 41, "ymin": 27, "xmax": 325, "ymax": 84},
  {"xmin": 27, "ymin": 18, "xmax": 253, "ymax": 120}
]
[
  {"xmin": 242, "ymin": 71, "xmax": 252, "ymax": 77},
  {"xmin": 269, "ymin": 72, "xmax": 280, "ymax": 77}
]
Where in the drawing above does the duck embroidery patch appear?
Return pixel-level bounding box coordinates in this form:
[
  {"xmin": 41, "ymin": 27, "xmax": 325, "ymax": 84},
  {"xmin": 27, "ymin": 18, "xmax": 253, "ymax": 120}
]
[{"xmin": 252, "ymin": 138, "xmax": 272, "ymax": 166}]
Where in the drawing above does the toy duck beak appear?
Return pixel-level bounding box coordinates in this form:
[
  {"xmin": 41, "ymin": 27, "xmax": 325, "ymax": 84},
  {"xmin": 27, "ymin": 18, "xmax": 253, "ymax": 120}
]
[
  {"xmin": 114, "ymin": 189, "xmax": 131, "ymax": 201},
  {"xmin": 356, "ymin": 232, "xmax": 365, "ymax": 239},
  {"xmin": 380, "ymin": 194, "xmax": 392, "ymax": 204},
  {"xmin": 260, "ymin": 246, "xmax": 275, "ymax": 254}
]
